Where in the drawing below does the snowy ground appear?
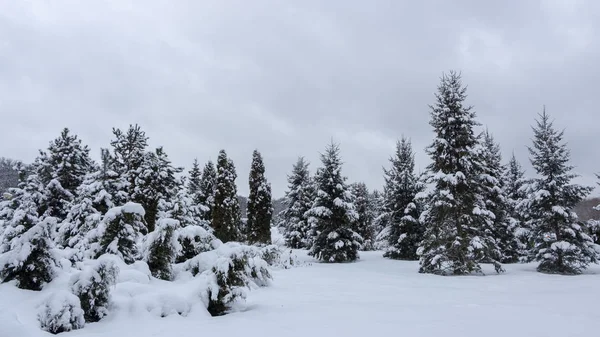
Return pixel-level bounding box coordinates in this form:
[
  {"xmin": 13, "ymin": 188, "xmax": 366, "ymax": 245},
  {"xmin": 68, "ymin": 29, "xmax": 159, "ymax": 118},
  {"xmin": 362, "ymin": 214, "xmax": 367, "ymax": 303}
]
[{"xmin": 2, "ymin": 251, "xmax": 599, "ymax": 337}]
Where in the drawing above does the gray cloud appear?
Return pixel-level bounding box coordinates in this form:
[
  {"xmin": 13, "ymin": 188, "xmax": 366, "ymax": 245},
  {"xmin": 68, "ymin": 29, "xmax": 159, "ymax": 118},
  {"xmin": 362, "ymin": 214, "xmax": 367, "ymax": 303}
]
[{"xmin": 0, "ymin": 0, "xmax": 598, "ymax": 197}]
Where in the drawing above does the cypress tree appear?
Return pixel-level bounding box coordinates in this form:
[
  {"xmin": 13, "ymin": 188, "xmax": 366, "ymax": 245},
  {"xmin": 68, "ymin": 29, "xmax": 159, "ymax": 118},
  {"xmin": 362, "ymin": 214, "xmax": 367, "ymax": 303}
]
[
  {"xmin": 307, "ymin": 142, "xmax": 362, "ymax": 262},
  {"xmin": 280, "ymin": 157, "xmax": 315, "ymax": 249},
  {"xmin": 381, "ymin": 137, "xmax": 424, "ymax": 260},
  {"xmin": 417, "ymin": 71, "xmax": 503, "ymax": 275},
  {"xmin": 522, "ymin": 108, "xmax": 597, "ymax": 274},
  {"xmin": 246, "ymin": 150, "xmax": 273, "ymax": 245},
  {"xmin": 212, "ymin": 150, "xmax": 242, "ymax": 242}
]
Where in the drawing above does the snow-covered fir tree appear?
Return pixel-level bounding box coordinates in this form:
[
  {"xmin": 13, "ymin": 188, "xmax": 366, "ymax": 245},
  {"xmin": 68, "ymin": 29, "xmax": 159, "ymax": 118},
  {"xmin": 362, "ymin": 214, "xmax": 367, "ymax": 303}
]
[
  {"xmin": 246, "ymin": 150, "xmax": 273, "ymax": 245},
  {"xmin": 134, "ymin": 147, "xmax": 182, "ymax": 232},
  {"xmin": 350, "ymin": 182, "xmax": 376, "ymax": 250},
  {"xmin": 503, "ymin": 153, "xmax": 531, "ymax": 259},
  {"xmin": 187, "ymin": 159, "xmax": 202, "ymax": 197},
  {"xmin": 198, "ymin": 161, "xmax": 217, "ymax": 222},
  {"xmin": 110, "ymin": 124, "xmax": 149, "ymax": 201},
  {"xmin": 380, "ymin": 137, "xmax": 424, "ymax": 260},
  {"xmin": 280, "ymin": 157, "xmax": 314, "ymax": 249},
  {"xmin": 0, "ymin": 174, "xmax": 57, "ymax": 290},
  {"xmin": 521, "ymin": 109, "xmax": 597, "ymax": 274},
  {"xmin": 418, "ymin": 71, "xmax": 503, "ymax": 275},
  {"xmin": 96, "ymin": 202, "xmax": 147, "ymax": 264},
  {"xmin": 306, "ymin": 142, "xmax": 362, "ymax": 262},
  {"xmin": 480, "ymin": 130, "xmax": 519, "ymax": 263},
  {"xmin": 212, "ymin": 150, "xmax": 242, "ymax": 242}
]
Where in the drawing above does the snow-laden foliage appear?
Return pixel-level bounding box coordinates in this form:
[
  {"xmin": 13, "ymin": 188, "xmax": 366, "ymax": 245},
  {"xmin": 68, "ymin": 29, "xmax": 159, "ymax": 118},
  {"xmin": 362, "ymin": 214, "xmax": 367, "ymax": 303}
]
[
  {"xmin": 183, "ymin": 242, "xmax": 271, "ymax": 316},
  {"xmin": 480, "ymin": 131, "xmax": 520, "ymax": 263},
  {"xmin": 71, "ymin": 255, "xmax": 119, "ymax": 322},
  {"xmin": 144, "ymin": 218, "xmax": 179, "ymax": 280},
  {"xmin": 57, "ymin": 195, "xmax": 102, "ymax": 256},
  {"xmin": 380, "ymin": 137, "xmax": 424, "ymax": 260},
  {"xmin": 306, "ymin": 142, "xmax": 362, "ymax": 263},
  {"xmin": 504, "ymin": 153, "xmax": 531, "ymax": 260},
  {"xmin": 519, "ymin": 109, "xmax": 598, "ymax": 274},
  {"xmin": 246, "ymin": 150, "xmax": 273, "ymax": 245},
  {"xmin": 212, "ymin": 150, "xmax": 242, "ymax": 243},
  {"xmin": 350, "ymin": 182, "xmax": 376, "ymax": 250},
  {"xmin": 37, "ymin": 290, "xmax": 85, "ymax": 334},
  {"xmin": 280, "ymin": 157, "xmax": 315, "ymax": 249},
  {"xmin": 418, "ymin": 71, "xmax": 503, "ymax": 275},
  {"xmin": 258, "ymin": 244, "xmax": 299, "ymax": 269},
  {"xmin": 197, "ymin": 160, "xmax": 217, "ymax": 222},
  {"xmin": 174, "ymin": 225, "xmax": 219, "ymax": 263},
  {"xmin": 96, "ymin": 203, "xmax": 147, "ymax": 264}
]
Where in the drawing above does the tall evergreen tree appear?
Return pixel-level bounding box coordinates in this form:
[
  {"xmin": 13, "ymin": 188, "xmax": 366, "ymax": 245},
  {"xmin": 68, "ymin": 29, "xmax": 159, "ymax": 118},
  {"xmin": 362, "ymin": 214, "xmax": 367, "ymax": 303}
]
[
  {"xmin": 110, "ymin": 124, "xmax": 149, "ymax": 201},
  {"xmin": 246, "ymin": 150, "xmax": 273, "ymax": 245},
  {"xmin": 418, "ymin": 71, "xmax": 503, "ymax": 275},
  {"xmin": 521, "ymin": 109, "xmax": 597, "ymax": 274},
  {"xmin": 198, "ymin": 161, "xmax": 217, "ymax": 222},
  {"xmin": 380, "ymin": 137, "xmax": 424, "ymax": 260},
  {"xmin": 307, "ymin": 142, "xmax": 362, "ymax": 262},
  {"xmin": 187, "ymin": 159, "xmax": 202, "ymax": 197},
  {"xmin": 211, "ymin": 150, "xmax": 242, "ymax": 242},
  {"xmin": 134, "ymin": 147, "xmax": 182, "ymax": 232},
  {"xmin": 350, "ymin": 182, "xmax": 376, "ymax": 250},
  {"xmin": 503, "ymin": 153, "xmax": 530, "ymax": 260},
  {"xmin": 480, "ymin": 130, "xmax": 519, "ymax": 263},
  {"xmin": 280, "ymin": 157, "xmax": 314, "ymax": 249}
]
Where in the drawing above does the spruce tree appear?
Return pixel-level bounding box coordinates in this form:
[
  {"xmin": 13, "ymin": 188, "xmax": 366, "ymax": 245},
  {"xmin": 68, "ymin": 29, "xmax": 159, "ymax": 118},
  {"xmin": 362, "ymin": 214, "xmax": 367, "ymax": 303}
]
[
  {"xmin": 280, "ymin": 157, "xmax": 314, "ymax": 249},
  {"xmin": 418, "ymin": 71, "xmax": 503, "ymax": 275},
  {"xmin": 110, "ymin": 124, "xmax": 149, "ymax": 201},
  {"xmin": 211, "ymin": 150, "xmax": 242, "ymax": 242},
  {"xmin": 480, "ymin": 130, "xmax": 519, "ymax": 263},
  {"xmin": 187, "ymin": 159, "xmax": 202, "ymax": 197},
  {"xmin": 522, "ymin": 109, "xmax": 597, "ymax": 274},
  {"xmin": 504, "ymin": 153, "xmax": 531, "ymax": 259},
  {"xmin": 307, "ymin": 142, "xmax": 362, "ymax": 262},
  {"xmin": 381, "ymin": 137, "xmax": 424, "ymax": 260},
  {"xmin": 198, "ymin": 161, "xmax": 217, "ymax": 221},
  {"xmin": 350, "ymin": 182, "xmax": 376, "ymax": 250},
  {"xmin": 246, "ymin": 150, "xmax": 273, "ymax": 245}
]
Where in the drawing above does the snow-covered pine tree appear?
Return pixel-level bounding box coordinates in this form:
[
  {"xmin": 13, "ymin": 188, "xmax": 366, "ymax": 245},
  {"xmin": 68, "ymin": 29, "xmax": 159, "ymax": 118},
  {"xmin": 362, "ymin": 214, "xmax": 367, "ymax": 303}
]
[
  {"xmin": 212, "ymin": 150, "xmax": 242, "ymax": 242},
  {"xmin": 503, "ymin": 153, "xmax": 531, "ymax": 259},
  {"xmin": 246, "ymin": 150, "xmax": 273, "ymax": 245},
  {"xmin": 280, "ymin": 157, "xmax": 314, "ymax": 249},
  {"xmin": 381, "ymin": 137, "xmax": 424, "ymax": 260},
  {"xmin": 144, "ymin": 217, "xmax": 178, "ymax": 280},
  {"xmin": 521, "ymin": 108, "xmax": 597, "ymax": 274},
  {"xmin": 0, "ymin": 174, "xmax": 57, "ymax": 290},
  {"xmin": 96, "ymin": 202, "xmax": 147, "ymax": 264},
  {"xmin": 350, "ymin": 182, "xmax": 375, "ymax": 250},
  {"xmin": 134, "ymin": 147, "xmax": 182, "ymax": 232},
  {"xmin": 417, "ymin": 71, "xmax": 503, "ymax": 275},
  {"xmin": 306, "ymin": 142, "xmax": 362, "ymax": 262},
  {"xmin": 187, "ymin": 159, "xmax": 202, "ymax": 197},
  {"xmin": 198, "ymin": 160, "xmax": 217, "ymax": 222},
  {"xmin": 110, "ymin": 124, "xmax": 149, "ymax": 200},
  {"xmin": 479, "ymin": 130, "xmax": 520, "ymax": 263}
]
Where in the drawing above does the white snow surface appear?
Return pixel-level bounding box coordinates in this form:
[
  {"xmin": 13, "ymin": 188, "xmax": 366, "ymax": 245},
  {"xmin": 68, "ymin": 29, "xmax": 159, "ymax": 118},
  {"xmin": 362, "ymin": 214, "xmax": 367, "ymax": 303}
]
[{"xmin": 1, "ymin": 251, "xmax": 599, "ymax": 337}]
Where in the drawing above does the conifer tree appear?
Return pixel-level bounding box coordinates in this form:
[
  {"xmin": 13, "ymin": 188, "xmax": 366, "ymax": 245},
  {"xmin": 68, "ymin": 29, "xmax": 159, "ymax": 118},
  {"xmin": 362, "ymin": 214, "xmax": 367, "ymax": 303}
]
[
  {"xmin": 350, "ymin": 182, "xmax": 376, "ymax": 250},
  {"xmin": 97, "ymin": 202, "xmax": 147, "ymax": 264},
  {"xmin": 198, "ymin": 161, "xmax": 217, "ymax": 221},
  {"xmin": 381, "ymin": 137, "xmax": 424, "ymax": 260},
  {"xmin": 134, "ymin": 147, "xmax": 182, "ymax": 232},
  {"xmin": 280, "ymin": 157, "xmax": 314, "ymax": 249},
  {"xmin": 187, "ymin": 159, "xmax": 202, "ymax": 197},
  {"xmin": 212, "ymin": 150, "xmax": 242, "ymax": 242},
  {"xmin": 504, "ymin": 153, "xmax": 531, "ymax": 258},
  {"xmin": 480, "ymin": 130, "xmax": 519, "ymax": 263},
  {"xmin": 246, "ymin": 150, "xmax": 273, "ymax": 245},
  {"xmin": 522, "ymin": 109, "xmax": 597, "ymax": 274},
  {"xmin": 307, "ymin": 142, "xmax": 362, "ymax": 262},
  {"xmin": 0, "ymin": 175, "xmax": 56, "ymax": 290},
  {"xmin": 417, "ymin": 71, "xmax": 503, "ymax": 275},
  {"xmin": 145, "ymin": 218, "xmax": 178, "ymax": 280},
  {"xmin": 110, "ymin": 124, "xmax": 149, "ymax": 200}
]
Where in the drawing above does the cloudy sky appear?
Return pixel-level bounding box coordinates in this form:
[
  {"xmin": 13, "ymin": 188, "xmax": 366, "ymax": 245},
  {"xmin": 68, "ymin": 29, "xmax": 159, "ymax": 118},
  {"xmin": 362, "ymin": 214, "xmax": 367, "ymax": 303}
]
[{"xmin": 0, "ymin": 0, "xmax": 598, "ymax": 198}]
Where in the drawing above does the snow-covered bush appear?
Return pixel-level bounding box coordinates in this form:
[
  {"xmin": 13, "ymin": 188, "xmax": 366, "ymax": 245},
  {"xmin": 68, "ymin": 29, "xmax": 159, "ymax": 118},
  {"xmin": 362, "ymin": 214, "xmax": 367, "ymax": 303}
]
[
  {"xmin": 144, "ymin": 218, "xmax": 178, "ymax": 280},
  {"xmin": 97, "ymin": 202, "xmax": 146, "ymax": 264},
  {"xmin": 71, "ymin": 255, "xmax": 119, "ymax": 322},
  {"xmin": 174, "ymin": 225, "xmax": 218, "ymax": 263},
  {"xmin": 185, "ymin": 243, "xmax": 271, "ymax": 316},
  {"xmin": 259, "ymin": 244, "xmax": 298, "ymax": 269},
  {"xmin": 37, "ymin": 290, "xmax": 85, "ymax": 334}
]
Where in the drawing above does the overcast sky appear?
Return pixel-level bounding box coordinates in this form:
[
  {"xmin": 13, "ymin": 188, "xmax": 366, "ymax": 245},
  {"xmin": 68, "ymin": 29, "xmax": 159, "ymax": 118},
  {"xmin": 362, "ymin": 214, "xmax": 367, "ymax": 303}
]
[{"xmin": 0, "ymin": 0, "xmax": 598, "ymax": 198}]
